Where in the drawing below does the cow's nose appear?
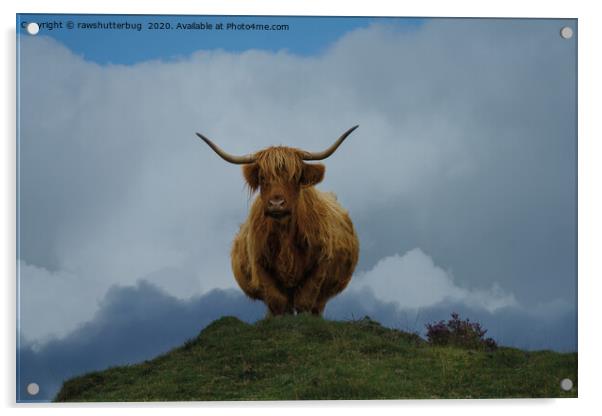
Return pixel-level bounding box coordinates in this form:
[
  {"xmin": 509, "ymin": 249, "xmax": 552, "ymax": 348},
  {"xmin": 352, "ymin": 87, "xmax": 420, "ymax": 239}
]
[{"xmin": 268, "ymin": 196, "xmax": 286, "ymax": 209}]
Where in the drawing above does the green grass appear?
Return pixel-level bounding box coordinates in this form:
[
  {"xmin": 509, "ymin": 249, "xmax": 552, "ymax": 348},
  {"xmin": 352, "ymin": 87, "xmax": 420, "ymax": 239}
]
[{"xmin": 54, "ymin": 315, "xmax": 577, "ymax": 401}]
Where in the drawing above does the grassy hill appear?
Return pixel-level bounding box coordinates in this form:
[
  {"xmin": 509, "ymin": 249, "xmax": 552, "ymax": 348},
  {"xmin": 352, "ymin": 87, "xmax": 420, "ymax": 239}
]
[{"xmin": 55, "ymin": 315, "xmax": 577, "ymax": 401}]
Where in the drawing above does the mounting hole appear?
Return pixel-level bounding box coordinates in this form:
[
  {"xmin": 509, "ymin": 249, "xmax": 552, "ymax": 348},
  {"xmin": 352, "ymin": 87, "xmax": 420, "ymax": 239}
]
[
  {"xmin": 26, "ymin": 22, "xmax": 40, "ymax": 35},
  {"xmin": 560, "ymin": 378, "xmax": 573, "ymax": 391},
  {"xmin": 26, "ymin": 382, "xmax": 40, "ymax": 396},
  {"xmin": 560, "ymin": 26, "xmax": 573, "ymax": 39}
]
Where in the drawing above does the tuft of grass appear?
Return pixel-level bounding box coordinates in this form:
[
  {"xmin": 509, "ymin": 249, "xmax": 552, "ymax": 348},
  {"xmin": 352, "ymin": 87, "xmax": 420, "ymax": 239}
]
[{"xmin": 54, "ymin": 314, "xmax": 577, "ymax": 402}]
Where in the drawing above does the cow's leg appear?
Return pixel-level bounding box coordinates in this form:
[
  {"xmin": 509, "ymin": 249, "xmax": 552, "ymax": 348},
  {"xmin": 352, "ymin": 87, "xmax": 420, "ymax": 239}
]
[
  {"xmin": 310, "ymin": 298, "xmax": 327, "ymax": 316},
  {"xmin": 265, "ymin": 301, "xmax": 294, "ymax": 318},
  {"xmin": 254, "ymin": 264, "xmax": 290, "ymax": 316},
  {"xmin": 293, "ymin": 263, "xmax": 328, "ymax": 314},
  {"xmin": 264, "ymin": 286, "xmax": 290, "ymax": 316},
  {"xmin": 305, "ymin": 262, "xmax": 354, "ymax": 316}
]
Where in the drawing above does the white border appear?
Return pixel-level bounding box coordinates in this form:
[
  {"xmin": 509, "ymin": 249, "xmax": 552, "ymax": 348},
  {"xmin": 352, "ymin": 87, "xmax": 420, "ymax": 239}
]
[{"xmin": 3, "ymin": 0, "xmax": 601, "ymax": 415}]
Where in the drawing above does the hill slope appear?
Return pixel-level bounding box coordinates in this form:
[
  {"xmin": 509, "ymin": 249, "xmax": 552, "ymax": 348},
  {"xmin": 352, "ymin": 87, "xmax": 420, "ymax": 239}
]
[{"xmin": 55, "ymin": 315, "xmax": 577, "ymax": 401}]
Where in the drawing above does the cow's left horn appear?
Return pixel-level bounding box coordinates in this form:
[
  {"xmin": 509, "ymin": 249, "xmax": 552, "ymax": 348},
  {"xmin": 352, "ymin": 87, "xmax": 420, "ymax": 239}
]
[
  {"xmin": 195, "ymin": 133, "xmax": 256, "ymax": 164},
  {"xmin": 302, "ymin": 125, "xmax": 359, "ymax": 161}
]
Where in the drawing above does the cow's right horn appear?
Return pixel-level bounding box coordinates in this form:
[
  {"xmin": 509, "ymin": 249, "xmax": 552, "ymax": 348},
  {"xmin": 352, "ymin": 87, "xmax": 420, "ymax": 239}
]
[
  {"xmin": 302, "ymin": 125, "xmax": 359, "ymax": 161},
  {"xmin": 195, "ymin": 133, "xmax": 256, "ymax": 164}
]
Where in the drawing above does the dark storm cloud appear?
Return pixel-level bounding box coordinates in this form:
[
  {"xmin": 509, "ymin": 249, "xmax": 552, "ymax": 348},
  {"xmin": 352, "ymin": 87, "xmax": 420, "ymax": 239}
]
[
  {"xmin": 17, "ymin": 282, "xmax": 265, "ymax": 402},
  {"xmin": 18, "ymin": 279, "xmax": 575, "ymax": 402},
  {"xmin": 327, "ymin": 290, "xmax": 577, "ymax": 352}
]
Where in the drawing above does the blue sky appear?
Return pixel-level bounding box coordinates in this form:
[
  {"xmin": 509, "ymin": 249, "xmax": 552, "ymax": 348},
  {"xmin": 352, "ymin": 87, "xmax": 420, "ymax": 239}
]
[
  {"xmin": 16, "ymin": 16, "xmax": 577, "ymax": 401},
  {"xmin": 17, "ymin": 14, "xmax": 423, "ymax": 64}
]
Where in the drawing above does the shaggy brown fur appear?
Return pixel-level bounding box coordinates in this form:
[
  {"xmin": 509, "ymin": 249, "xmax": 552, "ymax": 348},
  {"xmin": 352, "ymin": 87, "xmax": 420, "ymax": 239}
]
[{"xmin": 230, "ymin": 146, "xmax": 359, "ymax": 316}]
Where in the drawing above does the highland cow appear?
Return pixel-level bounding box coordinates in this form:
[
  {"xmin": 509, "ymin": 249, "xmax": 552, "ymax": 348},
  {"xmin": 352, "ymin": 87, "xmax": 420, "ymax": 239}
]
[{"xmin": 196, "ymin": 126, "xmax": 360, "ymax": 316}]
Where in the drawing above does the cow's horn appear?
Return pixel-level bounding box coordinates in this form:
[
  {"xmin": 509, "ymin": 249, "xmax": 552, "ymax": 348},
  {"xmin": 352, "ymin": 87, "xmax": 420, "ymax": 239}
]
[
  {"xmin": 302, "ymin": 125, "xmax": 359, "ymax": 161},
  {"xmin": 195, "ymin": 133, "xmax": 256, "ymax": 164}
]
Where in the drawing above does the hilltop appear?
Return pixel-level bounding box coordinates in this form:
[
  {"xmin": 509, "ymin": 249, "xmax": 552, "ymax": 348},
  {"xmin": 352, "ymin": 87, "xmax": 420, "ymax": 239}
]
[{"xmin": 55, "ymin": 315, "xmax": 577, "ymax": 401}]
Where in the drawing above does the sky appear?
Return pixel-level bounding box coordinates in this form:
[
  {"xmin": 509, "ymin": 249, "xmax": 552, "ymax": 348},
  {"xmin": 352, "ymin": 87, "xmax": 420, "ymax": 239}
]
[
  {"xmin": 16, "ymin": 15, "xmax": 577, "ymax": 401},
  {"xmin": 17, "ymin": 14, "xmax": 423, "ymax": 64}
]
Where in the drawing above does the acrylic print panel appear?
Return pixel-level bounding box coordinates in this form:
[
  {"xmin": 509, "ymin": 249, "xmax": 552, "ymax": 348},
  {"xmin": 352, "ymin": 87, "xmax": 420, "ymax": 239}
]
[{"xmin": 16, "ymin": 14, "xmax": 577, "ymax": 402}]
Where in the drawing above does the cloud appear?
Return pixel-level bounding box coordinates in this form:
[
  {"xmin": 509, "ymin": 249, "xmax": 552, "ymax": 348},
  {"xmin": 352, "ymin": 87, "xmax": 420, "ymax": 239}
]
[
  {"xmin": 18, "ymin": 278, "xmax": 575, "ymax": 402},
  {"xmin": 18, "ymin": 18, "xmax": 576, "ymax": 346},
  {"xmin": 17, "ymin": 282, "xmax": 265, "ymax": 402},
  {"xmin": 351, "ymin": 248, "xmax": 518, "ymax": 312},
  {"xmin": 330, "ymin": 247, "xmax": 575, "ymax": 353},
  {"xmin": 326, "ymin": 289, "xmax": 576, "ymax": 352},
  {"xmin": 18, "ymin": 261, "xmax": 102, "ymax": 342}
]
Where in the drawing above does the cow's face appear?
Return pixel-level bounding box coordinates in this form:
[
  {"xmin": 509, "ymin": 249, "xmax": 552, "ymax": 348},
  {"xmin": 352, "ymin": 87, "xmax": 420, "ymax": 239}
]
[
  {"xmin": 243, "ymin": 147, "xmax": 325, "ymax": 221},
  {"xmin": 195, "ymin": 126, "xmax": 357, "ymax": 220}
]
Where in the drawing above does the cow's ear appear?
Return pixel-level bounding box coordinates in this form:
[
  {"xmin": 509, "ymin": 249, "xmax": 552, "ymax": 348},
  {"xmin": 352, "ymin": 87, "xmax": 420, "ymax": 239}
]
[
  {"xmin": 301, "ymin": 163, "xmax": 325, "ymax": 187},
  {"xmin": 243, "ymin": 164, "xmax": 260, "ymax": 192}
]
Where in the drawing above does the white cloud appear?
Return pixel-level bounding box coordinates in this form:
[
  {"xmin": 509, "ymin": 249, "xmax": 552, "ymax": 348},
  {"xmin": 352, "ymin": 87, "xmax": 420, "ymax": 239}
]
[{"xmin": 351, "ymin": 248, "xmax": 518, "ymax": 313}]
